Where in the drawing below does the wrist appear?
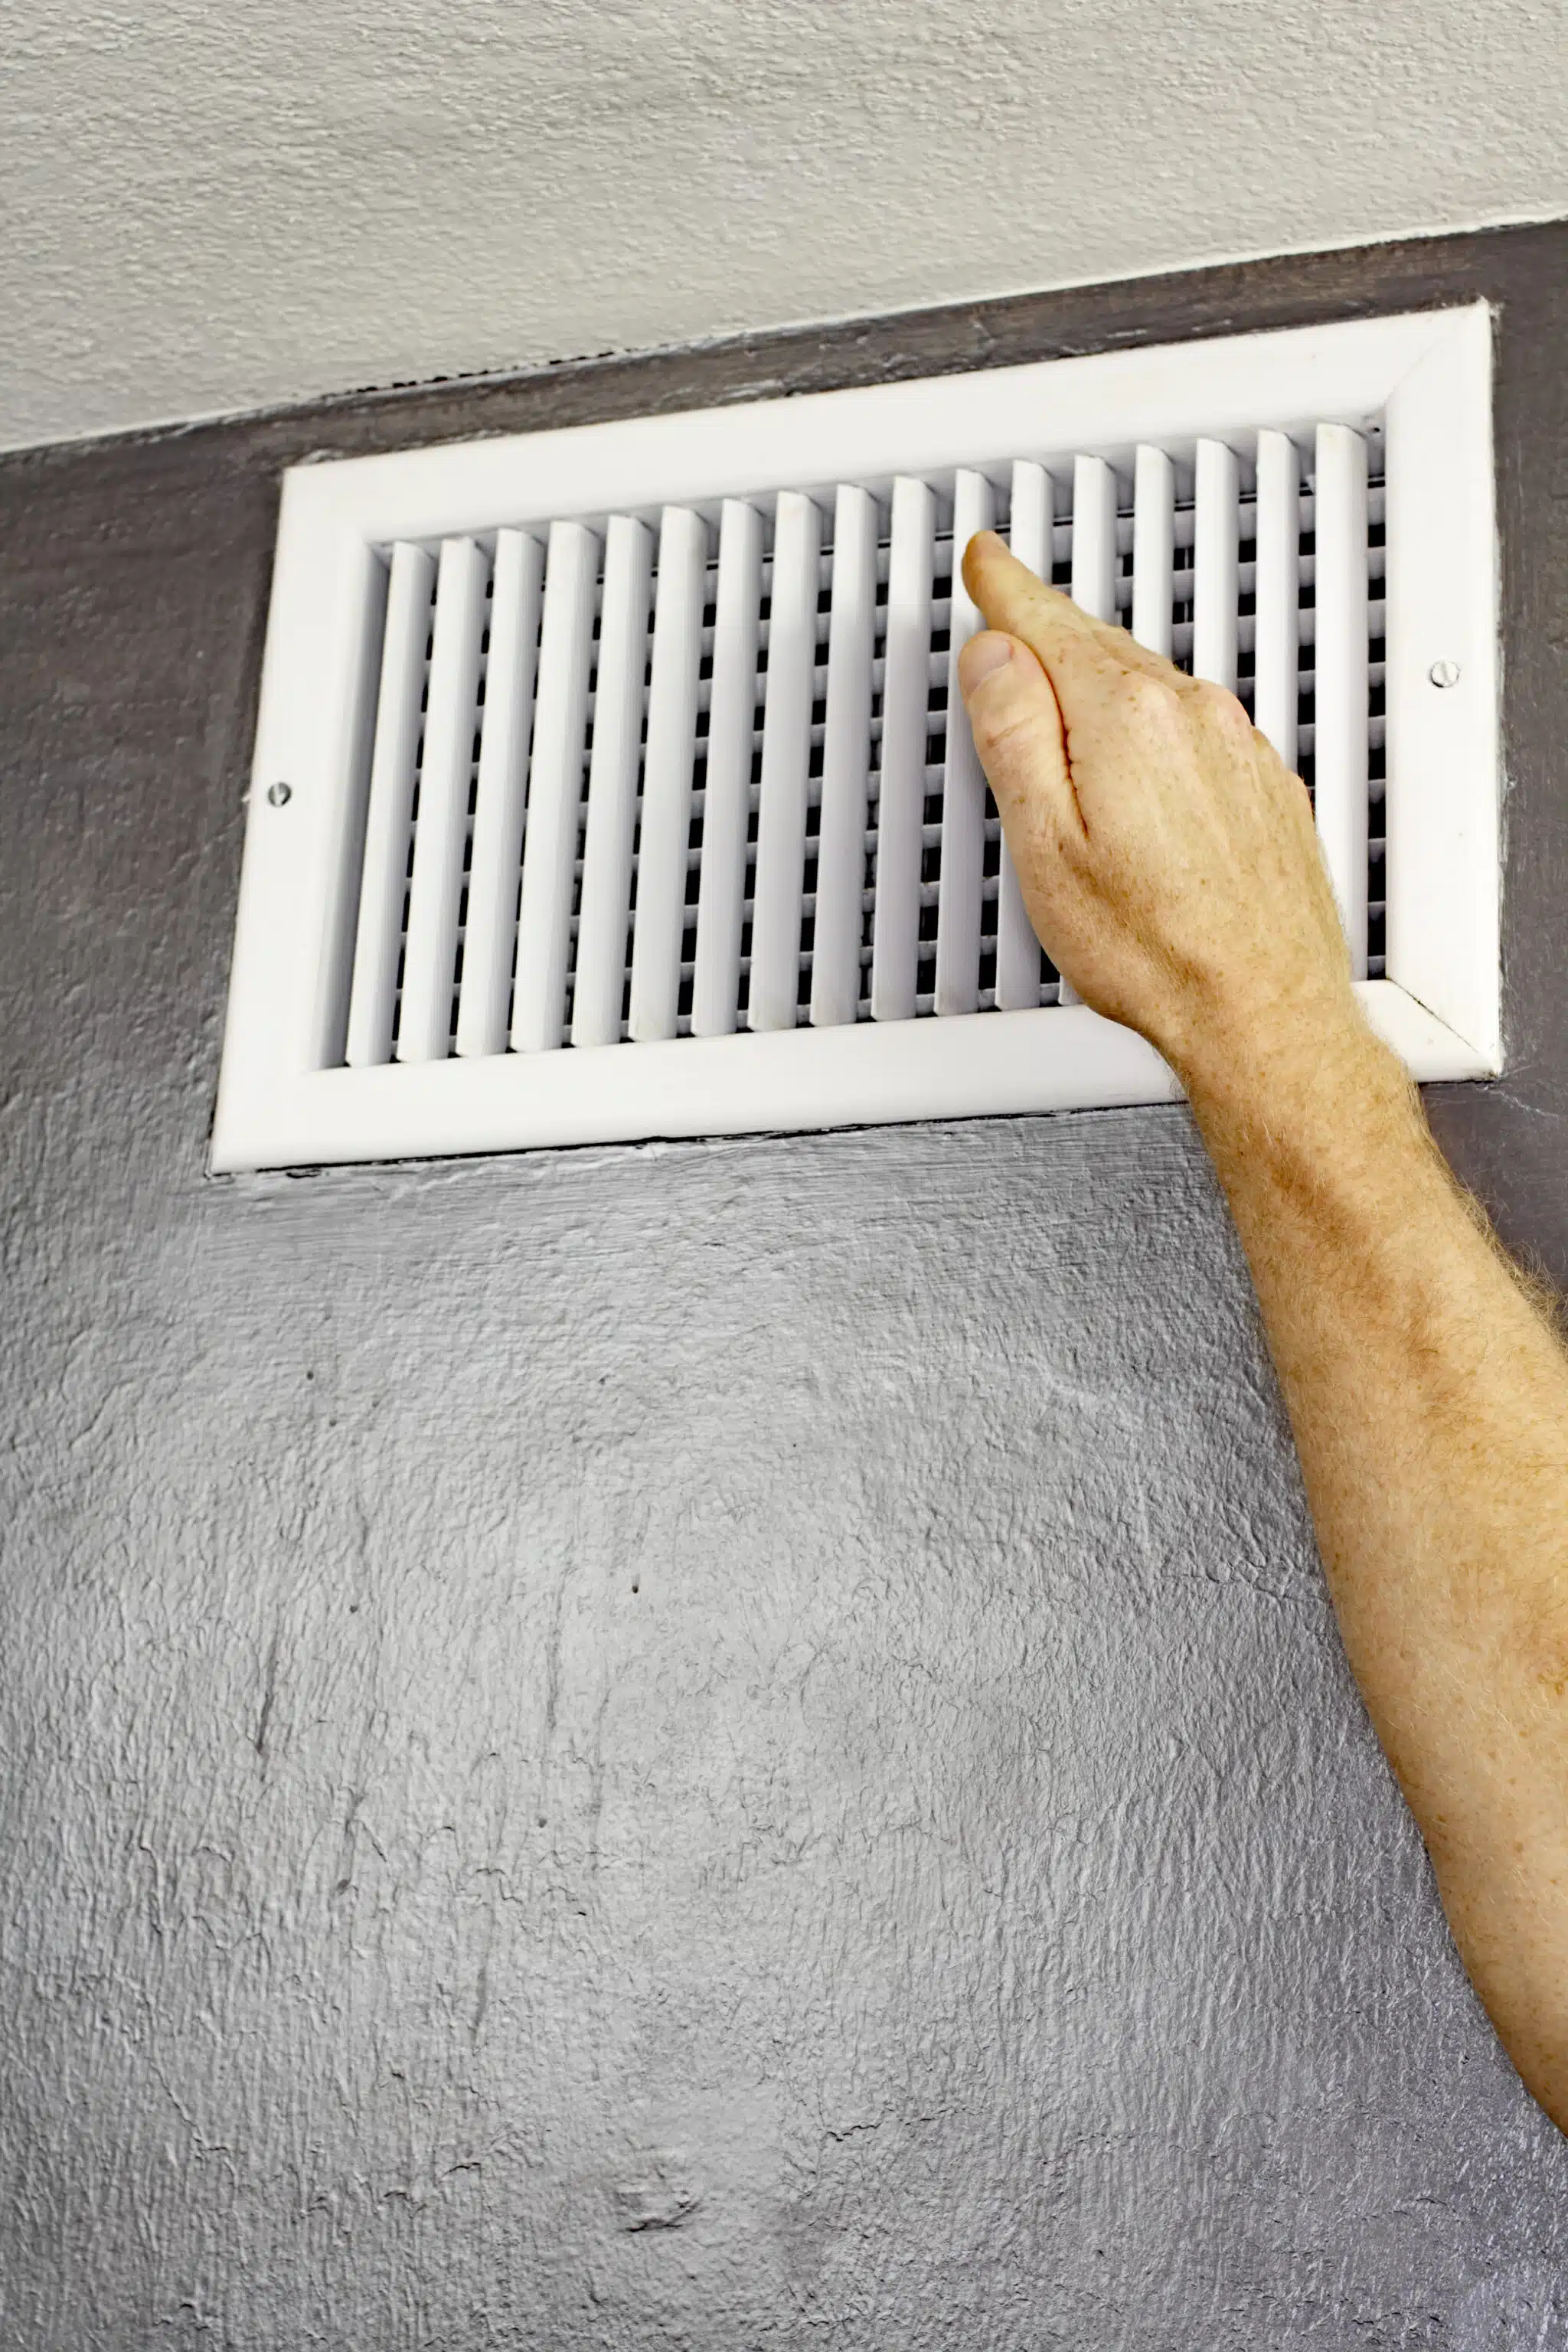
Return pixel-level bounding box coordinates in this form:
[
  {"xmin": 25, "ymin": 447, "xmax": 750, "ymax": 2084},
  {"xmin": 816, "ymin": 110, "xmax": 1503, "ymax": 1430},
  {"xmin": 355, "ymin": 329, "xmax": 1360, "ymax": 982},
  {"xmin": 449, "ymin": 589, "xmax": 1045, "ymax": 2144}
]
[{"xmin": 1174, "ymin": 985, "xmax": 1423, "ymax": 1162}]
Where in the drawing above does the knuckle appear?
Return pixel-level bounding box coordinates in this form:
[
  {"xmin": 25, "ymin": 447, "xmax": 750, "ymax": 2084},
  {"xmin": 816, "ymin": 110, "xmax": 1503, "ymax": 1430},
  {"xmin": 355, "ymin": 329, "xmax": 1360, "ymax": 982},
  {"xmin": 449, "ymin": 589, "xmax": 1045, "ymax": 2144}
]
[
  {"xmin": 1117, "ymin": 670, "xmax": 1183, "ymax": 726},
  {"xmin": 1191, "ymin": 678, "xmax": 1249, "ymax": 730}
]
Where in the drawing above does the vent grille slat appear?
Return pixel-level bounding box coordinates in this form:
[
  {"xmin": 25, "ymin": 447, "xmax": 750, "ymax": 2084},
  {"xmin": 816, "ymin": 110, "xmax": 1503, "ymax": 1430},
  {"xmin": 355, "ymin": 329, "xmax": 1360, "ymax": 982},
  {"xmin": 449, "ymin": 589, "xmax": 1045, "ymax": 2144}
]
[
  {"xmin": 456, "ymin": 528, "xmax": 544, "ymax": 1060},
  {"xmin": 934, "ymin": 468, "xmax": 995, "ymax": 1018},
  {"xmin": 1059, "ymin": 455, "xmax": 1120, "ymax": 1011},
  {"xmin": 1314, "ymin": 424, "xmax": 1372, "ymax": 981},
  {"xmin": 627, "ymin": 506, "xmax": 706, "ymax": 1044},
  {"xmin": 1131, "ymin": 444, "xmax": 1175, "ymax": 658},
  {"xmin": 511, "ymin": 520, "xmax": 596, "ymax": 1054},
  {"xmin": 691, "ymin": 498, "xmax": 765, "ymax": 1040},
  {"xmin": 1253, "ymin": 430, "xmax": 1301, "ymax": 772},
  {"xmin": 748, "ymin": 491, "xmax": 822, "ymax": 1035},
  {"xmin": 1071, "ymin": 454, "xmax": 1119, "ymax": 623},
  {"xmin": 1193, "ymin": 439, "xmax": 1240, "ymax": 690},
  {"xmin": 868, "ymin": 474, "xmax": 934, "ymax": 1024},
  {"xmin": 571, "ymin": 513, "xmax": 653, "ymax": 1049},
  {"xmin": 345, "ymin": 540, "xmax": 434, "ymax": 1068},
  {"xmin": 811, "ymin": 484, "xmax": 879, "ymax": 1031},
  {"xmin": 337, "ymin": 420, "xmax": 1385, "ymax": 1072},
  {"xmin": 994, "ymin": 459, "xmax": 1050, "ymax": 1012},
  {"xmin": 397, "ymin": 534, "xmax": 487, "ymax": 1064}
]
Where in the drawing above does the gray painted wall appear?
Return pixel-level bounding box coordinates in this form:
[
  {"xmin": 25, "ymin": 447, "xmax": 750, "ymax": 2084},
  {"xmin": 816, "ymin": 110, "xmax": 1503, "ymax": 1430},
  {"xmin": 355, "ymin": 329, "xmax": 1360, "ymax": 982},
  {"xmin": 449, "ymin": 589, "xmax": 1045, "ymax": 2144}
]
[
  {"xmin": 3, "ymin": 230, "xmax": 1568, "ymax": 2347},
  {"xmin": 5, "ymin": 0, "xmax": 1568, "ymax": 452}
]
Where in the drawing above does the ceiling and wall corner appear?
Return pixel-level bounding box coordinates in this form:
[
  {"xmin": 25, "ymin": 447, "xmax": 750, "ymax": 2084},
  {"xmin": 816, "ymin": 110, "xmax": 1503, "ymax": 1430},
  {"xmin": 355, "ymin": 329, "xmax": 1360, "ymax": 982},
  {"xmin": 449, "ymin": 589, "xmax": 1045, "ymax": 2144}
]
[{"xmin": 5, "ymin": 0, "xmax": 1568, "ymax": 452}]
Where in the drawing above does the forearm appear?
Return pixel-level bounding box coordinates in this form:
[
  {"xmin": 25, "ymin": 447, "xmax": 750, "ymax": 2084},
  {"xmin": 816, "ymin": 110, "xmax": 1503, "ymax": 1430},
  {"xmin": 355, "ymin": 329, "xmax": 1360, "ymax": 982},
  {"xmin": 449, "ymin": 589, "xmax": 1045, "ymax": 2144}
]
[
  {"xmin": 1181, "ymin": 1005, "xmax": 1568, "ymax": 2119},
  {"xmin": 955, "ymin": 534, "xmax": 1568, "ymax": 2125}
]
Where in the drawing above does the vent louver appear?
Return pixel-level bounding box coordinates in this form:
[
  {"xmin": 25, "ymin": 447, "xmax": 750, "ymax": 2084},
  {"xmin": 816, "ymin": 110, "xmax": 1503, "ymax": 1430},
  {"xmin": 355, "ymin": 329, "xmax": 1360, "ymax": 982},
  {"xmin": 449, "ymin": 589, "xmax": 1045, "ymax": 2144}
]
[{"xmin": 214, "ymin": 306, "xmax": 1498, "ymax": 1172}]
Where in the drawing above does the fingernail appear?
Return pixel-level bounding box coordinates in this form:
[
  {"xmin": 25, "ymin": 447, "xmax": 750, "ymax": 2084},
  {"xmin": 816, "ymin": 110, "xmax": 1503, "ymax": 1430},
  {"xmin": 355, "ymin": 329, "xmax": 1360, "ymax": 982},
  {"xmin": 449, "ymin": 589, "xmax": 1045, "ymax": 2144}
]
[{"xmin": 959, "ymin": 632, "xmax": 1013, "ymax": 694}]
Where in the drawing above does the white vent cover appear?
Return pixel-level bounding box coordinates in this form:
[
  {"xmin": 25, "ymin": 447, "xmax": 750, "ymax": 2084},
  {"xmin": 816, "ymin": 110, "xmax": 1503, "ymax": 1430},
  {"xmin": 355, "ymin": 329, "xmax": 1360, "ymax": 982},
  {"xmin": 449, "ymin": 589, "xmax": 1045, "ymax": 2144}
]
[{"xmin": 214, "ymin": 305, "xmax": 1498, "ymax": 1171}]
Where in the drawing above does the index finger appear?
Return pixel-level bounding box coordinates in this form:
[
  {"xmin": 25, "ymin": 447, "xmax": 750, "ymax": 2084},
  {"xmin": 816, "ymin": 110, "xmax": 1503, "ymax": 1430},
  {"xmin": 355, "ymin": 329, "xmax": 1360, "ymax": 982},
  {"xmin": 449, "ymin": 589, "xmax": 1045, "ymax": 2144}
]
[{"xmin": 962, "ymin": 530, "xmax": 1195, "ymax": 698}]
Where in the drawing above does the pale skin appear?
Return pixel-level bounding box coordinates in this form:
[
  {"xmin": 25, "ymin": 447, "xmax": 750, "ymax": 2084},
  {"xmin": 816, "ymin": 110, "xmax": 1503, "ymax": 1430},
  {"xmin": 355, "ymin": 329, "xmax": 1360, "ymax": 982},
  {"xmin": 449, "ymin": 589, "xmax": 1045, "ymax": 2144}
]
[{"xmin": 956, "ymin": 530, "xmax": 1568, "ymax": 2134}]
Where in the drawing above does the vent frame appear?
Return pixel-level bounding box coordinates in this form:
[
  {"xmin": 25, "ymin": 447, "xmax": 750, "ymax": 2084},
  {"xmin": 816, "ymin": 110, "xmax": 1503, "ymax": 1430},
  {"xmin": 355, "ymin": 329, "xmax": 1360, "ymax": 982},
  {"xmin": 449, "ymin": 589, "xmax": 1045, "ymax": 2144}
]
[{"xmin": 214, "ymin": 303, "xmax": 1498, "ymax": 1172}]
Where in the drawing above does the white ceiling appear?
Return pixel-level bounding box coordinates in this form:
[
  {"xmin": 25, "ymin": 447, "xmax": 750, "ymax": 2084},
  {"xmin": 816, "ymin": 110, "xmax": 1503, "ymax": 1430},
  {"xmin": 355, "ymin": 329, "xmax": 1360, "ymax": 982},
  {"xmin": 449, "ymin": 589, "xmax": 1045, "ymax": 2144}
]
[{"xmin": 5, "ymin": 0, "xmax": 1566, "ymax": 452}]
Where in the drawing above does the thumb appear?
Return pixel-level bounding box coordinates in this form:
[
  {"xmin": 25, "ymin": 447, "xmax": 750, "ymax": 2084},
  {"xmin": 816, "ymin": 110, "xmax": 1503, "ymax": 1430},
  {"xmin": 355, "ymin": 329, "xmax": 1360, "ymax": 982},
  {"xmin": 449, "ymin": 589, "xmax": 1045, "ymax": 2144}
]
[{"xmin": 957, "ymin": 632, "xmax": 1079, "ymax": 839}]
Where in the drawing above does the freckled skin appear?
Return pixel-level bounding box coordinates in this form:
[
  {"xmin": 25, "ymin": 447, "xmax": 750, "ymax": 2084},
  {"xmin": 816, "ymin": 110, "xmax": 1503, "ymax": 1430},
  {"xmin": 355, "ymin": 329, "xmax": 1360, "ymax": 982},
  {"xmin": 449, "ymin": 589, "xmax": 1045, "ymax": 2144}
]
[{"xmin": 959, "ymin": 530, "xmax": 1568, "ymax": 2135}]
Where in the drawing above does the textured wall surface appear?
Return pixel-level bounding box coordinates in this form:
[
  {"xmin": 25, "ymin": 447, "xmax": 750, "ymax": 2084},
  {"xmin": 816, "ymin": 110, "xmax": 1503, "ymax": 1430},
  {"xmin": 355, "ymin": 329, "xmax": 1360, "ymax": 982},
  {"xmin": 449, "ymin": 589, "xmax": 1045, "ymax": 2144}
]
[
  {"xmin": 5, "ymin": 0, "xmax": 1568, "ymax": 452},
  {"xmin": 2, "ymin": 230, "xmax": 1568, "ymax": 2349}
]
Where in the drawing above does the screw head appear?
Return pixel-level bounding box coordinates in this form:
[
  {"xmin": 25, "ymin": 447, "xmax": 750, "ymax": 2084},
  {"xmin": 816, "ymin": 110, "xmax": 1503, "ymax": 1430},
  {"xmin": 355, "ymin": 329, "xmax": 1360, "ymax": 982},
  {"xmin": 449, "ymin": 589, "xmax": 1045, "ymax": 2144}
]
[
  {"xmin": 1429, "ymin": 659, "xmax": 1461, "ymax": 689},
  {"xmin": 266, "ymin": 780, "xmax": 292, "ymax": 807}
]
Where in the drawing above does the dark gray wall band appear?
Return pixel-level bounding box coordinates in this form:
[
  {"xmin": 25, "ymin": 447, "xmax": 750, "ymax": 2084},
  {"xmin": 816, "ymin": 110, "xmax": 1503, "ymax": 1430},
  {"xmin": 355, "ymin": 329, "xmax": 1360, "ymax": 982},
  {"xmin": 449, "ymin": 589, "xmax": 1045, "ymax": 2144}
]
[{"xmin": 2, "ymin": 224, "xmax": 1566, "ymax": 2348}]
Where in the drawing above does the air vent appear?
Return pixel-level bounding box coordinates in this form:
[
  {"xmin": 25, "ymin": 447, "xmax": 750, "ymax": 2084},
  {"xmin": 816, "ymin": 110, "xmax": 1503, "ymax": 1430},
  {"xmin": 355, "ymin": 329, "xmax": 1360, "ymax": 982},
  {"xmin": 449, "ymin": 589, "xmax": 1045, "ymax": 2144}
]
[{"xmin": 214, "ymin": 305, "xmax": 1498, "ymax": 1171}]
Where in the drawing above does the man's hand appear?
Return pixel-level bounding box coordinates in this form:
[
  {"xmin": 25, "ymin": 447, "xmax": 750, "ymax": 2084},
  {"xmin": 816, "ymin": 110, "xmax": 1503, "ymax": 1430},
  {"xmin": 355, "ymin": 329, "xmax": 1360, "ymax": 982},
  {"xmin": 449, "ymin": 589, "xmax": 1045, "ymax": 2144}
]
[
  {"xmin": 956, "ymin": 524, "xmax": 1568, "ymax": 2138},
  {"xmin": 956, "ymin": 528, "xmax": 1352, "ymax": 1086}
]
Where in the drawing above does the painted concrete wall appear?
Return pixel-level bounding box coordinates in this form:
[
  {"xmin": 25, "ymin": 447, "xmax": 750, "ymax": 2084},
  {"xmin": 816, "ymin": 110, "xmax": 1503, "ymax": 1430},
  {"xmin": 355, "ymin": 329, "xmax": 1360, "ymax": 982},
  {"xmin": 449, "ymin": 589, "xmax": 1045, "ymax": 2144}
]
[
  {"xmin": 4, "ymin": 231, "xmax": 1568, "ymax": 2344},
  {"xmin": 6, "ymin": 0, "xmax": 1568, "ymax": 452}
]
